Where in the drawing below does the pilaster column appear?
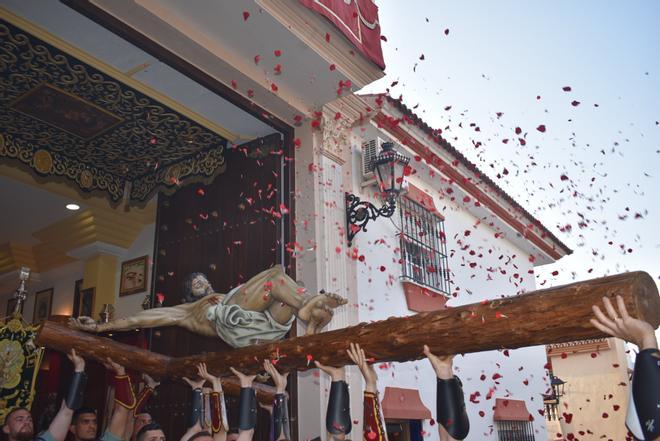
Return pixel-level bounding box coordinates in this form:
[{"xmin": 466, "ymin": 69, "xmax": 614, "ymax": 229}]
[
  {"xmin": 68, "ymin": 242, "xmax": 126, "ymax": 319},
  {"xmin": 314, "ymin": 106, "xmax": 364, "ymax": 434}
]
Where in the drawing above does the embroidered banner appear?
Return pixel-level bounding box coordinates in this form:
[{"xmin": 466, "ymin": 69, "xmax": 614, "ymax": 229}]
[{"xmin": 0, "ymin": 317, "xmax": 44, "ymax": 424}]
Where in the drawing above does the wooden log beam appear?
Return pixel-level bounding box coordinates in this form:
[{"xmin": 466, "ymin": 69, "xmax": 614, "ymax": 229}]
[
  {"xmin": 169, "ymin": 271, "xmax": 659, "ymax": 377},
  {"xmin": 35, "ymin": 321, "xmax": 278, "ymax": 403},
  {"xmin": 37, "ymin": 272, "xmax": 659, "ymax": 384}
]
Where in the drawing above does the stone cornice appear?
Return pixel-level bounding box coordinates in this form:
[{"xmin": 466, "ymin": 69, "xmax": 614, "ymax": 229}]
[{"xmin": 256, "ymin": 0, "xmax": 384, "ymax": 88}]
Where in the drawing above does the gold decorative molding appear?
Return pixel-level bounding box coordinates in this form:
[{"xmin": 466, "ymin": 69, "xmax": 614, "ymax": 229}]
[
  {"xmin": 0, "ymin": 243, "xmax": 38, "ymax": 275},
  {"xmin": 0, "ymin": 8, "xmax": 232, "ymax": 203},
  {"xmin": 0, "ymin": 7, "xmax": 236, "ymax": 142}
]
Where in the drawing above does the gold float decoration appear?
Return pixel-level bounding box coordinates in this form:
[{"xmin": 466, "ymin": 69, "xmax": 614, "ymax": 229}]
[
  {"xmin": 0, "ymin": 16, "xmax": 229, "ymax": 204},
  {"xmin": 33, "ymin": 149, "xmax": 53, "ymax": 174}
]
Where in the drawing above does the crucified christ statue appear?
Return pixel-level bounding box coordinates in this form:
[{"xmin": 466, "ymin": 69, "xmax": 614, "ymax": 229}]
[{"xmin": 69, "ymin": 266, "xmax": 346, "ymax": 348}]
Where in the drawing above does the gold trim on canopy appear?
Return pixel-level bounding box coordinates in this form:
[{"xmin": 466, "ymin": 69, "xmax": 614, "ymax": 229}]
[{"xmin": 0, "ymin": 8, "xmax": 234, "ymax": 204}]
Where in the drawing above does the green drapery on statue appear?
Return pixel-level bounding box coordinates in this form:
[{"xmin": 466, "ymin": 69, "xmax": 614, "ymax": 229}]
[{"xmin": 0, "ymin": 315, "xmax": 44, "ymax": 424}]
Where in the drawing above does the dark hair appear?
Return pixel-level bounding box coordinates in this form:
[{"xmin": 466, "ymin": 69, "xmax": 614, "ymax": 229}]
[
  {"xmin": 72, "ymin": 408, "xmax": 97, "ymax": 424},
  {"xmin": 4, "ymin": 407, "xmax": 30, "ymax": 423},
  {"xmin": 187, "ymin": 431, "xmax": 212, "ymax": 441},
  {"xmin": 182, "ymin": 272, "xmax": 209, "ymax": 303},
  {"xmin": 136, "ymin": 423, "xmax": 164, "ymax": 441}
]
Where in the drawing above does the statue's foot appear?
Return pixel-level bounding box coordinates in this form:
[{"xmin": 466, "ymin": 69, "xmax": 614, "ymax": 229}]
[
  {"xmin": 305, "ymin": 302, "xmax": 339, "ymax": 335},
  {"xmin": 69, "ymin": 316, "xmax": 99, "ymax": 332},
  {"xmin": 298, "ymin": 291, "xmax": 347, "ymax": 323}
]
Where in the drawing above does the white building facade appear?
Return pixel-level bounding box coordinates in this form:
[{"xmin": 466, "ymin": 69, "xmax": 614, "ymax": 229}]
[{"xmin": 295, "ymin": 94, "xmax": 571, "ymax": 441}]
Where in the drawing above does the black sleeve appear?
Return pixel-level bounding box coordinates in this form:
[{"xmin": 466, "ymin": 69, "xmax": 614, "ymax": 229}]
[
  {"xmin": 626, "ymin": 348, "xmax": 659, "ymax": 440},
  {"xmin": 436, "ymin": 376, "xmax": 470, "ymax": 440}
]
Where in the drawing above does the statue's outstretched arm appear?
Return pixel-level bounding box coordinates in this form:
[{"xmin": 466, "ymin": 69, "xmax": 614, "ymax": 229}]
[{"xmin": 70, "ymin": 303, "xmax": 189, "ymax": 333}]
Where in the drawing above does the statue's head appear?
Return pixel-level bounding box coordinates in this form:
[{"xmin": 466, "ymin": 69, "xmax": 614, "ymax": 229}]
[{"xmin": 183, "ymin": 272, "xmax": 214, "ymax": 303}]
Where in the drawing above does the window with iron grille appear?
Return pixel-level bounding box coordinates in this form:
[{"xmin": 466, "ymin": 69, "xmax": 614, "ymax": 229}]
[
  {"xmin": 495, "ymin": 420, "xmax": 536, "ymax": 441},
  {"xmin": 399, "ymin": 197, "xmax": 450, "ymax": 294}
]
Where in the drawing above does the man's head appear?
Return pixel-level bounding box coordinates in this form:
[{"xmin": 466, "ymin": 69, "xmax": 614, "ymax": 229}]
[
  {"xmin": 136, "ymin": 423, "xmax": 165, "ymax": 441},
  {"xmin": 132, "ymin": 413, "xmax": 153, "ymax": 440},
  {"xmin": 183, "ymin": 273, "xmax": 213, "ymax": 302},
  {"xmin": 69, "ymin": 407, "xmax": 98, "ymax": 441},
  {"xmin": 2, "ymin": 408, "xmax": 33, "ymax": 441}
]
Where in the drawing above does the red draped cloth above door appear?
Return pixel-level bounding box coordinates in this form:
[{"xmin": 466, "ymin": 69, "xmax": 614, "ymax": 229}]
[{"xmin": 299, "ymin": 0, "xmax": 386, "ymax": 69}]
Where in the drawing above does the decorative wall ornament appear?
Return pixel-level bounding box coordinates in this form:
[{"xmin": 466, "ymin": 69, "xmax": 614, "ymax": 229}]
[
  {"xmin": 320, "ymin": 111, "xmax": 355, "ymax": 163},
  {"xmin": 0, "ymin": 17, "xmax": 229, "ymax": 204}
]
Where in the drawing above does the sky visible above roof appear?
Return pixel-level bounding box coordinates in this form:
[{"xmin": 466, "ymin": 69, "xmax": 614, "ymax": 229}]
[{"xmin": 361, "ymin": 1, "xmax": 660, "ymax": 295}]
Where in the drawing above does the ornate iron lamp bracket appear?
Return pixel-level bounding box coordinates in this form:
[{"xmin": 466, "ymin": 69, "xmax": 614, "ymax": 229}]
[{"xmin": 346, "ymin": 193, "xmax": 397, "ymax": 246}]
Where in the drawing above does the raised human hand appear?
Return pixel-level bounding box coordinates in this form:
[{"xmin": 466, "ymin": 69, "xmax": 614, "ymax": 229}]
[
  {"xmin": 423, "ymin": 345, "xmax": 454, "ymax": 380},
  {"xmin": 67, "ymin": 348, "xmax": 85, "ymax": 373},
  {"xmin": 314, "ymin": 361, "xmax": 345, "ymax": 382},
  {"xmin": 263, "ymin": 359, "xmax": 288, "ymax": 394},
  {"xmin": 103, "ymin": 357, "xmax": 126, "ymax": 376},
  {"xmin": 591, "ymin": 295, "xmax": 658, "ymax": 350},
  {"xmin": 182, "ymin": 375, "xmax": 206, "ymax": 390},
  {"xmin": 230, "ymin": 367, "xmax": 256, "ymax": 388},
  {"xmin": 346, "ymin": 343, "xmax": 377, "ymax": 393},
  {"xmin": 197, "ymin": 362, "xmax": 222, "ymax": 392},
  {"xmin": 142, "ymin": 373, "xmax": 160, "ymax": 389}
]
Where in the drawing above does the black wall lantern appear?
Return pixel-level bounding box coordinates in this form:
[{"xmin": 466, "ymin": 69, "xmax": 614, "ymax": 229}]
[
  {"xmin": 346, "ymin": 142, "xmax": 410, "ymax": 245},
  {"xmin": 550, "ymin": 374, "xmax": 566, "ymax": 398}
]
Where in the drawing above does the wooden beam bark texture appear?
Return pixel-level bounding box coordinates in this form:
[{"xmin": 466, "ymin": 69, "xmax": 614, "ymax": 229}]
[{"xmin": 37, "ymin": 271, "xmax": 658, "ymax": 388}]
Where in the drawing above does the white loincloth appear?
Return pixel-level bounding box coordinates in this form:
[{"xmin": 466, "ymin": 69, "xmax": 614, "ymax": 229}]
[{"xmin": 205, "ymin": 286, "xmax": 294, "ymax": 348}]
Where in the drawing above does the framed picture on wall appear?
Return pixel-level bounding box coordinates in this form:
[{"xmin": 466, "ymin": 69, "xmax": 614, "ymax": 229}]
[
  {"xmin": 119, "ymin": 255, "xmax": 149, "ymax": 296},
  {"xmin": 33, "ymin": 288, "xmax": 53, "ymax": 323},
  {"xmin": 79, "ymin": 287, "xmax": 95, "ymax": 318}
]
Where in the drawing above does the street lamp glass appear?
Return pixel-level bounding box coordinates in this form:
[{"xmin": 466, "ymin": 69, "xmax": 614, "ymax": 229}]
[{"xmin": 372, "ymin": 142, "xmax": 410, "ymax": 201}]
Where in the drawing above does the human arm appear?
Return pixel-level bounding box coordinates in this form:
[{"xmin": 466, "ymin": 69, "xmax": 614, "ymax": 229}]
[
  {"xmin": 134, "ymin": 373, "xmax": 160, "ymax": 416},
  {"xmin": 230, "ymin": 367, "xmax": 257, "ymax": 441},
  {"xmin": 315, "ymin": 361, "xmax": 350, "ymax": 441},
  {"xmin": 346, "ymin": 343, "xmax": 377, "ymax": 393},
  {"xmin": 197, "ymin": 363, "xmax": 228, "ymax": 441},
  {"xmin": 424, "ymin": 346, "xmax": 469, "ymax": 441},
  {"xmin": 182, "ymin": 372, "xmax": 207, "ymax": 434},
  {"xmin": 179, "ymin": 422, "xmax": 203, "ymax": 441},
  {"xmin": 346, "ymin": 343, "xmax": 385, "ymax": 441},
  {"xmin": 46, "ymin": 349, "xmax": 86, "ymax": 441},
  {"xmin": 263, "ymin": 360, "xmax": 290, "ymax": 441},
  {"xmin": 591, "ymin": 295, "xmax": 659, "ymax": 440},
  {"xmin": 590, "ymin": 295, "xmax": 657, "ymax": 350},
  {"xmin": 104, "ymin": 358, "xmax": 133, "ymax": 440}
]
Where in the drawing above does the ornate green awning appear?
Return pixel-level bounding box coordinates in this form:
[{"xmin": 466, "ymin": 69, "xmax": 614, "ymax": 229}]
[{"xmin": 0, "ymin": 12, "xmax": 232, "ymax": 205}]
